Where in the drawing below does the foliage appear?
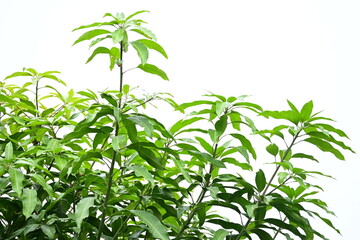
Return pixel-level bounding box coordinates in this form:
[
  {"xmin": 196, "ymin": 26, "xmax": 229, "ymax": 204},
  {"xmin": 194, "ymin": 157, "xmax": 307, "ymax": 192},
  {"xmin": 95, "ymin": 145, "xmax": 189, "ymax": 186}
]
[{"xmin": 0, "ymin": 10, "xmax": 354, "ymax": 240}]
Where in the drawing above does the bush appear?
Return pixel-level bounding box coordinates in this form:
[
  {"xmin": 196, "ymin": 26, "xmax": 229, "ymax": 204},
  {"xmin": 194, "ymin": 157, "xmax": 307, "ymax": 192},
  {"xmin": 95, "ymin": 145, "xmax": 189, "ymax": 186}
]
[{"xmin": 0, "ymin": 10, "xmax": 353, "ymax": 240}]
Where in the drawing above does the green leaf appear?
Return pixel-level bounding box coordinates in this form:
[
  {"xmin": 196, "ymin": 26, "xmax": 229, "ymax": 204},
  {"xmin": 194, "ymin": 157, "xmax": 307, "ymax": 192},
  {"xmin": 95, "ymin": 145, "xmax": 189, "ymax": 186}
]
[
  {"xmin": 86, "ymin": 47, "xmax": 110, "ymax": 63},
  {"xmin": 231, "ymin": 134, "xmax": 256, "ymax": 159},
  {"xmin": 215, "ymin": 115, "xmax": 228, "ymax": 137},
  {"xmin": 300, "ymin": 100, "xmax": 313, "ymax": 121},
  {"xmin": 287, "ymin": 99, "xmax": 300, "ymax": 113},
  {"xmin": 266, "ymin": 143, "xmax": 279, "ymax": 156},
  {"xmin": 73, "ymin": 29, "xmax": 111, "ymax": 45},
  {"xmin": 131, "ymin": 25, "xmax": 157, "ymax": 40},
  {"xmin": 212, "ymin": 229, "xmax": 230, "ymax": 240},
  {"xmin": 5, "ymin": 142, "xmax": 13, "ymax": 160},
  {"xmin": 112, "ymin": 27, "xmax": 126, "ymax": 43},
  {"xmin": 21, "ymin": 189, "xmax": 37, "ymax": 219},
  {"xmin": 29, "ymin": 174, "xmax": 55, "ymax": 198},
  {"xmin": 40, "ymin": 225, "xmax": 56, "ymax": 239},
  {"xmin": 125, "ymin": 10, "xmax": 149, "ymax": 21},
  {"xmin": 128, "ymin": 115, "xmax": 154, "ymax": 138},
  {"xmin": 255, "ymin": 169, "xmax": 266, "ymax": 192},
  {"xmin": 304, "ymin": 138, "xmax": 344, "ymax": 160},
  {"xmin": 170, "ymin": 117, "xmax": 204, "ymax": 134},
  {"xmin": 130, "ymin": 210, "xmax": 170, "ymax": 240},
  {"xmin": 131, "ymin": 40, "xmax": 149, "ymax": 65},
  {"xmin": 72, "ymin": 197, "xmax": 95, "ymax": 232},
  {"xmin": 4, "ymin": 71, "xmax": 32, "ymax": 80},
  {"xmin": 9, "ymin": 168, "xmax": 24, "ymax": 196},
  {"xmin": 251, "ymin": 229, "xmax": 275, "ymax": 240},
  {"xmin": 128, "ymin": 144, "xmax": 165, "ymax": 170},
  {"xmin": 173, "ymin": 158, "xmax": 192, "ymax": 183},
  {"xmin": 138, "ymin": 63, "xmax": 168, "ymax": 80},
  {"xmin": 129, "ymin": 165, "xmax": 155, "ymax": 187},
  {"xmin": 138, "ymin": 39, "xmax": 168, "ymax": 59}
]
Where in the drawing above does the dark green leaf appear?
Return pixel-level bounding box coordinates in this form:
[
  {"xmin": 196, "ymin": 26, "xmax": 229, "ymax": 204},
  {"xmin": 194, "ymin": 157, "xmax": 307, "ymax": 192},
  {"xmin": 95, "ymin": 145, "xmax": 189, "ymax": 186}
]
[
  {"xmin": 130, "ymin": 210, "xmax": 170, "ymax": 240},
  {"xmin": 255, "ymin": 169, "xmax": 266, "ymax": 192}
]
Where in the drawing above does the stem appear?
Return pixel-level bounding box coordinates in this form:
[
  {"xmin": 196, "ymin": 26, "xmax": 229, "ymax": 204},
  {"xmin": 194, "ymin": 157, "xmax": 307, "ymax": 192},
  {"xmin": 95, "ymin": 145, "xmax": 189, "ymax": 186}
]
[
  {"xmin": 35, "ymin": 78, "xmax": 39, "ymax": 117},
  {"xmin": 96, "ymin": 42, "xmax": 124, "ymax": 240},
  {"xmin": 261, "ymin": 130, "xmax": 301, "ymax": 196},
  {"xmin": 235, "ymin": 218, "xmax": 252, "ymax": 240},
  {"xmin": 175, "ymin": 143, "xmax": 218, "ymax": 239}
]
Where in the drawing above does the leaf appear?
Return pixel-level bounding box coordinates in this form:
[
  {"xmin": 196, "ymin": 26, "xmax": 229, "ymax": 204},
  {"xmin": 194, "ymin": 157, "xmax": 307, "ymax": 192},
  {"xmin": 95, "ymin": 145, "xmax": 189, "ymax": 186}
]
[
  {"xmin": 231, "ymin": 134, "xmax": 256, "ymax": 159},
  {"xmin": 138, "ymin": 63, "xmax": 168, "ymax": 80},
  {"xmin": 5, "ymin": 142, "xmax": 13, "ymax": 160},
  {"xmin": 130, "ymin": 210, "xmax": 170, "ymax": 240},
  {"xmin": 304, "ymin": 138, "xmax": 344, "ymax": 160},
  {"xmin": 255, "ymin": 169, "xmax": 266, "ymax": 192},
  {"xmin": 173, "ymin": 158, "xmax": 192, "ymax": 183},
  {"xmin": 86, "ymin": 47, "xmax": 110, "ymax": 63},
  {"xmin": 129, "ymin": 165, "xmax": 155, "ymax": 187},
  {"xmin": 128, "ymin": 144, "xmax": 165, "ymax": 170},
  {"xmin": 21, "ymin": 189, "xmax": 37, "ymax": 219},
  {"xmin": 125, "ymin": 10, "xmax": 149, "ymax": 21},
  {"xmin": 215, "ymin": 115, "xmax": 228, "ymax": 137},
  {"xmin": 287, "ymin": 99, "xmax": 300, "ymax": 113},
  {"xmin": 138, "ymin": 39, "xmax": 168, "ymax": 59},
  {"xmin": 72, "ymin": 21, "xmax": 116, "ymax": 31},
  {"xmin": 131, "ymin": 40, "xmax": 149, "ymax": 65},
  {"xmin": 112, "ymin": 28, "xmax": 125, "ymax": 43},
  {"xmin": 72, "ymin": 197, "xmax": 95, "ymax": 231},
  {"xmin": 128, "ymin": 115, "xmax": 154, "ymax": 138},
  {"xmin": 131, "ymin": 25, "xmax": 157, "ymax": 40},
  {"xmin": 212, "ymin": 229, "xmax": 230, "ymax": 240},
  {"xmin": 73, "ymin": 29, "xmax": 111, "ymax": 45},
  {"xmin": 266, "ymin": 143, "xmax": 278, "ymax": 156},
  {"xmin": 251, "ymin": 229, "xmax": 274, "ymax": 240},
  {"xmin": 40, "ymin": 225, "xmax": 56, "ymax": 239},
  {"xmin": 300, "ymin": 100, "xmax": 313, "ymax": 121},
  {"xmin": 4, "ymin": 71, "xmax": 32, "ymax": 80},
  {"xmin": 170, "ymin": 117, "xmax": 204, "ymax": 134},
  {"xmin": 29, "ymin": 174, "xmax": 55, "ymax": 198},
  {"xmin": 9, "ymin": 168, "xmax": 24, "ymax": 196}
]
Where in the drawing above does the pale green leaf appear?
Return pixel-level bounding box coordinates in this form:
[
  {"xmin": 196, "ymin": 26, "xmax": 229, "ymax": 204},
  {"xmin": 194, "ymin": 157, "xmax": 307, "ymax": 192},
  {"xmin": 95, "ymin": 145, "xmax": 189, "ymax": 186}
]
[
  {"xmin": 9, "ymin": 168, "xmax": 24, "ymax": 196},
  {"xmin": 86, "ymin": 47, "xmax": 110, "ymax": 63},
  {"xmin": 131, "ymin": 40, "xmax": 149, "ymax": 65},
  {"xmin": 5, "ymin": 142, "xmax": 13, "ymax": 160},
  {"xmin": 21, "ymin": 189, "xmax": 37, "ymax": 219},
  {"xmin": 40, "ymin": 225, "xmax": 56, "ymax": 239},
  {"xmin": 129, "ymin": 165, "xmax": 154, "ymax": 187},
  {"xmin": 72, "ymin": 197, "xmax": 95, "ymax": 231}
]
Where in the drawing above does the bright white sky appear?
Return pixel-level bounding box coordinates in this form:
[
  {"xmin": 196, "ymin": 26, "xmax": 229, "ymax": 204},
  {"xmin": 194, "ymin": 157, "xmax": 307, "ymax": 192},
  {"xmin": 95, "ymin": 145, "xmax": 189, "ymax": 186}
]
[{"xmin": 0, "ymin": 1, "xmax": 359, "ymax": 239}]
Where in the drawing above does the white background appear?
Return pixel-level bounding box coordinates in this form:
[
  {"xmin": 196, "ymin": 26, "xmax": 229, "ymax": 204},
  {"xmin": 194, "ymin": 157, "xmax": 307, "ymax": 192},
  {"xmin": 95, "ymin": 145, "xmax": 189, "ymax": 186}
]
[{"xmin": 0, "ymin": 1, "xmax": 359, "ymax": 239}]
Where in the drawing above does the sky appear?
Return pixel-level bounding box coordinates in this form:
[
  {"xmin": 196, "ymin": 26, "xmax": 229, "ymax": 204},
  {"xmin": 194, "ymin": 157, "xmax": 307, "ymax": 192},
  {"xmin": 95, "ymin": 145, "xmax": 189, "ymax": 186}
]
[{"xmin": 1, "ymin": 1, "xmax": 359, "ymax": 239}]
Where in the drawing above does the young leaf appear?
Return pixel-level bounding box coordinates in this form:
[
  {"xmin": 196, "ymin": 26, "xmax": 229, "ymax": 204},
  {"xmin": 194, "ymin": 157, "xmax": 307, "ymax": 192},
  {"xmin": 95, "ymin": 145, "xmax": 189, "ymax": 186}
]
[
  {"xmin": 131, "ymin": 40, "xmax": 149, "ymax": 65},
  {"xmin": 130, "ymin": 210, "xmax": 170, "ymax": 240},
  {"xmin": 215, "ymin": 115, "xmax": 228, "ymax": 137},
  {"xmin": 125, "ymin": 10, "xmax": 149, "ymax": 21},
  {"xmin": 255, "ymin": 169, "xmax": 266, "ymax": 192},
  {"xmin": 138, "ymin": 39, "xmax": 168, "ymax": 59},
  {"xmin": 73, "ymin": 29, "xmax": 111, "ymax": 45},
  {"xmin": 173, "ymin": 158, "xmax": 192, "ymax": 183},
  {"xmin": 9, "ymin": 168, "xmax": 24, "ymax": 196},
  {"xmin": 21, "ymin": 189, "xmax": 37, "ymax": 219},
  {"xmin": 112, "ymin": 28, "xmax": 125, "ymax": 43},
  {"xmin": 137, "ymin": 63, "xmax": 168, "ymax": 80},
  {"xmin": 300, "ymin": 100, "xmax": 313, "ymax": 122}
]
